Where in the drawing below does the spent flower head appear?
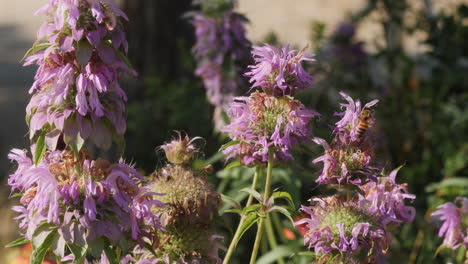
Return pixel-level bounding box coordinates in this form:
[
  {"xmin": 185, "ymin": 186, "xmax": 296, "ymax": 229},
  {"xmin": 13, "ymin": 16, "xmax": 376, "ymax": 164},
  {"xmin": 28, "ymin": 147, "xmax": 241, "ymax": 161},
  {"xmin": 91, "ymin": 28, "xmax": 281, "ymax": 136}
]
[{"xmin": 151, "ymin": 134, "xmax": 224, "ymax": 263}]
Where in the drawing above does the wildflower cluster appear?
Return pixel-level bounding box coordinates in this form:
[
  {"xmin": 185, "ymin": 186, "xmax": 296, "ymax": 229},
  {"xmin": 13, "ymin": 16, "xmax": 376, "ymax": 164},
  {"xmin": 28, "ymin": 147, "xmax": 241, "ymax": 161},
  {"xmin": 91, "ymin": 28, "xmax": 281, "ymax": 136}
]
[
  {"xmin": 431, "ymin": 197, "xmax": 468, "ymax": 250},
  {"xmin": 296, "ymin": 93, "xmax": 415, "ymax": 263},
  {"xmin": 222, "ymin": 44, "xmax": 318, "ymax": 166},
  {"xmin": 26, "ymin": 0, "xmax": 135, "ymax": 150},
  {"xmin": 8, "ymin": 148, "xmax": 164, "ymax": 260},
  {"xmin": 313, "ymin": 92, "xmax": 380, "ymax": 186},
  {"xmin": 7, "ymin": 1, "xmax": 166, "ymax": 263},
  {"xmin": 190, "ymin": 0, "xmax": 251, "ymax": 129},
  {"xmin": 150, "ymin": 134, "xmax": 225, "ymax": 263}
]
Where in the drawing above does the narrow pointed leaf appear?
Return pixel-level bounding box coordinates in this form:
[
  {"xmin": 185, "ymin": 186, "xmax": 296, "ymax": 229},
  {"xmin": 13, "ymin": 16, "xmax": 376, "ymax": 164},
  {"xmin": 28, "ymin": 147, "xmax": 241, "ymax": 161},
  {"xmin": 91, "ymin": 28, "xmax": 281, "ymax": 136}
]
[
  {"xmin": 34, "ymin": 130, "xmax": 47, "ymax": 167},
  {"xmin": 30, "ymin": 230, "xmax": 57, "ymax": 264},
  {"xmin": 220, "ymin": 194, "xmax": 241, "ymax": 209},
  {"xmin": 219, "ymin": 140, "xmax": 240, "ymax": 152},
  {"xmin": 272, "ymin": 191, "xmax": 295, "ymax": 210},
  {"xmin": 67, "ymin": 243, "xmax": 88, "ymax": 261},
  {"xmin": 224, "ymin": 161, "xmax": 241, "ymax": 171},
  {"xmin": 5, "ymin": 237, "xmax": 28, "ymax": 248},
  {"xmin": 22, "ymin": 43, "xmax": 51, "ymax": 61},
  {"xmin": 232, "ymin": 213, "xmax": 260, "ymax": 249},
  {"xmin": 268, "ymin": 205, "xmax": 294, "ymax": 224},
  {"xmin": 242, "ymin": 204, "xmax": 261, "ymax": 215},
  {"xmin": 240, "ymin": 188, "xmax": 263, "ymax": 203},
  {"xmin": 224, "ymin": 208, "xmax": 243, "ymax": 215}
]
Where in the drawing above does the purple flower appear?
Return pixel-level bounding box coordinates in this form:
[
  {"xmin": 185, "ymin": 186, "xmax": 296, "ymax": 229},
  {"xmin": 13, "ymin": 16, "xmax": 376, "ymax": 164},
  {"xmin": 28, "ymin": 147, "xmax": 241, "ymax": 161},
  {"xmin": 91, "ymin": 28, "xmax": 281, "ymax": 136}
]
[
  {"xmin": 222, "ymin": 92, "xmax": 318, "ymax": 165},
  {"xmin": 312, "ymin": 137, "xmax": 380, "ymax": 186},
  {"xmin": 295, "ymin": 195, "xmax": 389, "ymax": 263},
  {"xmin": 8, "ymin": 148, "xmax": 164, "ymax": 245},
  {"xmin": 334, "ymin": 92, "xmax": 379, "ymax": 144},
  {"xmin": 191, "ymin": 6, "xmax": 251, "ymax": 129},
  {"xmin": 245, "ymin": 44, "xmax": 315, "ymax": 97},
  {"xmin": 359, "ymin": 167, "xmax": 416, "ymax": 225},
  {"xmin": 312, "ymin": 93, "xmax": 381, "ymax": 186},
  {"xmin": 431, "ymin": 197, "xmax": 468, "ymax": 250},
  {"xmin": 25, "ymin": 0, "xmax": 134, "ymax": 151}
]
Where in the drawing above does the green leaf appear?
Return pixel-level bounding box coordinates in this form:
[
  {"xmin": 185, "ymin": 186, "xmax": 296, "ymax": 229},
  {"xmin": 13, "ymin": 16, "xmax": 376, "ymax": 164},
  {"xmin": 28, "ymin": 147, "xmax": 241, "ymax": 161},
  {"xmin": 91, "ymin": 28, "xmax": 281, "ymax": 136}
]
[
  {"xmin": 272, "ymin": 191, "xmax": 295, "ymax": 210},
  {"xmin": 240, "ymin": 188, "xmax": 263, "ymax": 203},
  {"xmin": 34, "ymin": 130, "xmax": 47, "ymax": 167},
  {"xmin": 257, "ymin": 245, "xmax": 296, "ymax": 264},
  {"xmin": 32, "ymin": 222, "xmax": 56, "ymax": 248},
  {"xmin": 104, "ymin": 246, "xmax": 119, "ymax": 264},
  {"xmin": 51, "ymin": 235, "xmax": 66, "ymax": 258},
  {"xmin": 219, "ymin": 140, "xmax": 240, "ymax": 152},
  {"xmin": 30, "ymin": 230, "xmax": 57, "ymax": 264},
  {"xmin": 10, "ymin": 193, "xmax": 23, "ymax": 198},
  {"xmin": 220, "ymin": 194, "xmax": 241, "ymax": 210},
  {"xmin": 88, "ymin": 237, "xmax": 105, "ymax": 258},
  {"xmin": 295, "ymin": 251, "xmax": 317, "ymax": 257},
  {"xmin": 242, "ymin": 204, "xmax": 262, "ymax": 215},
  {"xmin": 5, "ymin": 237, "xmax": 28, "ymax": 248},
  {"xmin": 224, "ymin": 208, "xmax": 243, "ymax": 215},
  {"xmin": 268, "ymin": 205, "xmax": 294, "ymax": 224},
  {"xmin": 22, "ymin": 43, "xmax": 51, "ymax": 61},
  {"xmin": 231, "ymin": 213, "xmax": 260, "ymax": 249},
  {"xmin": 224, "ymin": 161, "xmax": 241, "ymax": 171},
  {"xmin": 67, "ymin": 243, "xmax": 88, "ymax": 261},
  {"xmin": 114, "ymin": 49, "xmax": 134, "ymax": 70}
]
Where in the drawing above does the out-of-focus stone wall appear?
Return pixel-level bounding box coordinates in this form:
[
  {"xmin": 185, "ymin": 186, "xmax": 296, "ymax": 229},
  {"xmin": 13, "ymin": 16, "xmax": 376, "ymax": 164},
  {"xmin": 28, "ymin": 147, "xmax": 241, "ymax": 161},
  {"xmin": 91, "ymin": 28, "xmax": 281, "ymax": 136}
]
[{"xmin": 236, "ymin": 0, "xmax": 464, "ymax": 53}]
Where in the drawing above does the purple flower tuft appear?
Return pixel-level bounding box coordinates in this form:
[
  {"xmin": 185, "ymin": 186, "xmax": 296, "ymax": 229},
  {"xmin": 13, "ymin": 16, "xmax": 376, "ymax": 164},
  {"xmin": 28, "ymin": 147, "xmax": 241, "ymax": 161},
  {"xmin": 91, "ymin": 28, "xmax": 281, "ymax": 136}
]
[
  {"xmin": 431, "ymin": 197, "xmax": 468, "ymax": 250},
  {"xmin": 8, "ymin": 148, "xmax": 164, "ymax": 244},
  {"xmin": 222, "ymin": 92, "xmax": 318, "ymax": 165},
  {"xmin": 246, "ymin": 44, "xmax": 315, "ymax": 97}
]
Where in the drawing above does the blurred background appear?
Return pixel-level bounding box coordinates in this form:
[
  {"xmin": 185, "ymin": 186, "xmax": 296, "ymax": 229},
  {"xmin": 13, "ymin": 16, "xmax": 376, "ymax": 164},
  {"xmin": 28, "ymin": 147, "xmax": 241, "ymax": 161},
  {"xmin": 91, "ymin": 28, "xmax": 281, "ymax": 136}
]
[{"xmin": 1, "ymin": 0, "xmax": 467, "ymax": 263}]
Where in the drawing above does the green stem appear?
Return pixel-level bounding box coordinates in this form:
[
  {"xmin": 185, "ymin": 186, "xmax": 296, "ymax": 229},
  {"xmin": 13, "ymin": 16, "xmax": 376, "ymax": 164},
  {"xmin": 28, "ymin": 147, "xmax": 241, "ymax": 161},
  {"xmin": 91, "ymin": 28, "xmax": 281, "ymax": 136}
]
[
  {"xmin": 223, "ymin": 167, "xmax": 261, "ymax": 264},
  {"xmin": 265, "ymin": 216, "xmax": 285, "ymax": 264},
  {"xmin": 250, "ymin": 218, "xmax": 265, "ymax": 264},
  {"xmin": 249, "ymin": 150, "xmax": 274, "ymax": 264}
]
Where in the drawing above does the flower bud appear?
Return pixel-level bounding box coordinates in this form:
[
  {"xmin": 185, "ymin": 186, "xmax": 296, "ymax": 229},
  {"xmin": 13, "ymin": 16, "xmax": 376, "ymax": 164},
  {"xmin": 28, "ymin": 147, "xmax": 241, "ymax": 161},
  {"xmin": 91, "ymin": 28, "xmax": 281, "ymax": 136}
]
[{"xmin": 160, "ymin": 133, "xmax": 203, "ymax": 165}]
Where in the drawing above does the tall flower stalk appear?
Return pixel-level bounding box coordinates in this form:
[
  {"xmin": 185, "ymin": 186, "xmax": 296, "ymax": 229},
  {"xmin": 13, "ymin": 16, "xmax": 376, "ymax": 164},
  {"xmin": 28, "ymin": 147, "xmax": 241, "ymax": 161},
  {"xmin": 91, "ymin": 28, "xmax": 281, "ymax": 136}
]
[
  {"xmin": 296, "ymin": 93, "xmax": 416, "ymax": 263},
  {"xmin": 7, "ymin": 1, "xmax": 164, "ymax": 263},
  {"xmin": 221, "ymin": 43, "xmax": 318, "ymax": 263},
  {"xmin": 190, "ymin": 0, "xmax": 251, "ymax": 130}
]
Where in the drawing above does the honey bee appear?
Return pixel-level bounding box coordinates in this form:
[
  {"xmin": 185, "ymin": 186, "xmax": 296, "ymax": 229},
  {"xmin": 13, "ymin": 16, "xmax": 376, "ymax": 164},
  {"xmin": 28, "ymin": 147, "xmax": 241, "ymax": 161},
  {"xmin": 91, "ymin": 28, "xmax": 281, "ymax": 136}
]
[{"xmin": 356, "ymin": 107, "xmax": 374, "ymax": 139}]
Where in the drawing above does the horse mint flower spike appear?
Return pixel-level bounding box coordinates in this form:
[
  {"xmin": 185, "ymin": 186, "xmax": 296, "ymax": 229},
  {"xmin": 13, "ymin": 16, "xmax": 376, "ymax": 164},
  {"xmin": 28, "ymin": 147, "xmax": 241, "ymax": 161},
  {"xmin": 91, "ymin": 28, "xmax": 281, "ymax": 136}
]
[
  {"xmin": 190, "ymin": 0, "xmax": 251, "ymax": 129},
  {"xmin": 25, "ymin": 0, "xmax": 134, "ymax": 151}
]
